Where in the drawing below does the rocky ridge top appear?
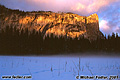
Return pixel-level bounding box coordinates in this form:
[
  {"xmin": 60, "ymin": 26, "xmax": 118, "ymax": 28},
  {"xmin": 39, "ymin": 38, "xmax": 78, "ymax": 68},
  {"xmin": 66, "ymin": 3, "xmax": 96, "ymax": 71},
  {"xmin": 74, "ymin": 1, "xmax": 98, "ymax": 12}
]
[{"xmin": 0, "ymin": 5, "xmax": 104, "ymax": 40}]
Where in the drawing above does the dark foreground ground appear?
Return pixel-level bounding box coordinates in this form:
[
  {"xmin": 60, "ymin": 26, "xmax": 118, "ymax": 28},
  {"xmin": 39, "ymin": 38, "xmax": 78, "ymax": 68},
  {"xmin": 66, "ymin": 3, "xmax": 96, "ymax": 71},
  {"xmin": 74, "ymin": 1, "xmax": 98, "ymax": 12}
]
[{"xmin": 0, "ymin": 52, "xmax": 120, "ymax": 57}]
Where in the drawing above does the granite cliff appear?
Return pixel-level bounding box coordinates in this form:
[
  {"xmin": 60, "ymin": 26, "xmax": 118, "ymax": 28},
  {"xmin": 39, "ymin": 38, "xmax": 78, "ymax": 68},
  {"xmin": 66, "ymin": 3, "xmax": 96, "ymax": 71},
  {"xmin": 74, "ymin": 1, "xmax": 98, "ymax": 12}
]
[{"xmin": 0, "ymin": 5, "xmax": 104, "ymax": 40}]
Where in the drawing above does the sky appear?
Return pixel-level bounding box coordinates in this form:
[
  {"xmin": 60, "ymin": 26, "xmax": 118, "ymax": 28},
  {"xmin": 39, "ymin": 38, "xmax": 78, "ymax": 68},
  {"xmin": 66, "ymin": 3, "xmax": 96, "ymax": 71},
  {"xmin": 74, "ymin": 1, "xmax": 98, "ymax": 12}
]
[{"xmin": 0, "ymin": 0, "xmax": 120, "ymax": 35}]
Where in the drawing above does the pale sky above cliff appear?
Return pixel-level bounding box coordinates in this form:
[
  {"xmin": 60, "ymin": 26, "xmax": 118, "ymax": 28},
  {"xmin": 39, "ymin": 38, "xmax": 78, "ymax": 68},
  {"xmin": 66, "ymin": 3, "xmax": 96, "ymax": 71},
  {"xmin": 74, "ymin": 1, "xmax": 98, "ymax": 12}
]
[{"xmin": 0, "ymin": 0, "xmax": 120, "ymax": 35}]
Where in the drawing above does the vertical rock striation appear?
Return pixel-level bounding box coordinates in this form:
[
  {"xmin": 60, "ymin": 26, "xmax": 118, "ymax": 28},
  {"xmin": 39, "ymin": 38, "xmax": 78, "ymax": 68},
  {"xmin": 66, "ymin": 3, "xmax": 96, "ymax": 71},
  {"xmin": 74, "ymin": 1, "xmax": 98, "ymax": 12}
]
[{"xmin": 0, "ymin": 5, "xmax": 104, "ymax": 40}]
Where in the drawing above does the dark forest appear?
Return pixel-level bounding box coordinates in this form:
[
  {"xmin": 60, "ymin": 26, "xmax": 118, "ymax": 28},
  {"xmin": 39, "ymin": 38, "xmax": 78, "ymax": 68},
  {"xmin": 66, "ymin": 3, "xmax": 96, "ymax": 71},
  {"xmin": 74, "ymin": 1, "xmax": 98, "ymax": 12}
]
[{"xmin": 0, "ymin": 26, "xmax": 120, "ymax": 55}]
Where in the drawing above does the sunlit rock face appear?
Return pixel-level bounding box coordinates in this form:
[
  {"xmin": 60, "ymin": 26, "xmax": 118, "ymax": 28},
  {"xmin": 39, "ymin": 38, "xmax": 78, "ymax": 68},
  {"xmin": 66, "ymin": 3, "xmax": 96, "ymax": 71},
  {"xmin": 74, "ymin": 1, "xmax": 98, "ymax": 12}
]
[{"xmin": 0, "ymin": 5, "xmax": 104, "ymax": 40}]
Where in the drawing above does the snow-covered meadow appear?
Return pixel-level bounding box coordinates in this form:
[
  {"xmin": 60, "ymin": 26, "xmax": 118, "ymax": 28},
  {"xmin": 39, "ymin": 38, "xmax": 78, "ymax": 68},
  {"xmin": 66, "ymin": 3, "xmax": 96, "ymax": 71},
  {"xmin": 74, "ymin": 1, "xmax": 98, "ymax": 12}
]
[{"xmin": 0, "ymin": 55, "xmax": 120, "ymax": 80}]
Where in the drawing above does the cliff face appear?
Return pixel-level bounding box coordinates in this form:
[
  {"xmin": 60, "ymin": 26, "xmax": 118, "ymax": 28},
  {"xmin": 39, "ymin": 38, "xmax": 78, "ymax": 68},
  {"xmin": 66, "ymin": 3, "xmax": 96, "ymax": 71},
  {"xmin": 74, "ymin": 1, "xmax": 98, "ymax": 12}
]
[{"xmin": 0, "ymin": 5, "xmax": 104, "ymax": 40}]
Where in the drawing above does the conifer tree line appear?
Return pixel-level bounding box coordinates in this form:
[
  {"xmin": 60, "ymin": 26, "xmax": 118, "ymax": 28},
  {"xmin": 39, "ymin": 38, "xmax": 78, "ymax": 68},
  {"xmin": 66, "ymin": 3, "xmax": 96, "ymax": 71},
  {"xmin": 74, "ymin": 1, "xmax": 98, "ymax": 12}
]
[{"xmin": 0, "ymin": 25, "xmax": 120, "ymax": 55}]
